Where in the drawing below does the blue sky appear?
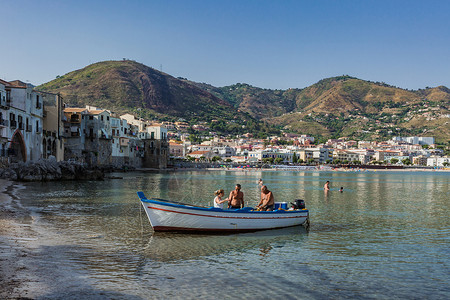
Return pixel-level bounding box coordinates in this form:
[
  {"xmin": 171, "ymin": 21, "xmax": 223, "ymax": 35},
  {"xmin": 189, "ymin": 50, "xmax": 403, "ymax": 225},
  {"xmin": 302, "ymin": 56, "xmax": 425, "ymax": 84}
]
[{"xmin": 1, "ymin": 0, "xmax": 449, "ymax": 90}]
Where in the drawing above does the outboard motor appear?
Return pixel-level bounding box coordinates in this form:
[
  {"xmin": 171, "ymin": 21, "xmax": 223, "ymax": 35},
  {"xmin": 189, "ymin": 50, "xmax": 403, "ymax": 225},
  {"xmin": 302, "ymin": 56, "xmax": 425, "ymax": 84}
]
[{"xmin": 290, "ymin": 199, "xmax": 306, "ymax": 210}]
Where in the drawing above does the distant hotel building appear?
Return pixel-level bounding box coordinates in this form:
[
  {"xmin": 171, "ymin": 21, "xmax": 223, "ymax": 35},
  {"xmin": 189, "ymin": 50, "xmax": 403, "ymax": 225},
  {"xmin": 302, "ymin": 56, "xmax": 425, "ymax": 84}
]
[{"xmin": 392, "ymin": 136, "xmax": 435, "ymax": 145}]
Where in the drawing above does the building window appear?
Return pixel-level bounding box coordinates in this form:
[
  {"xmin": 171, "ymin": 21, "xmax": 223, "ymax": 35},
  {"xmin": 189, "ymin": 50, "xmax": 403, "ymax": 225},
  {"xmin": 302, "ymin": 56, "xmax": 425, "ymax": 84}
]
[{"xmin": 101, "ymin": 115, "xmax": 104, "ymax": 121}]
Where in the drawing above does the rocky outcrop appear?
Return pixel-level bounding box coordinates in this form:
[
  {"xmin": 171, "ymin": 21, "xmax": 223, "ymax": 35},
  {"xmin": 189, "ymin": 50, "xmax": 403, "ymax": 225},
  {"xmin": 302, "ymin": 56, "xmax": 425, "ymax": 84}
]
[{"xmin": 0, "ymin": 158, "xmax": 104, "ymax": 182}]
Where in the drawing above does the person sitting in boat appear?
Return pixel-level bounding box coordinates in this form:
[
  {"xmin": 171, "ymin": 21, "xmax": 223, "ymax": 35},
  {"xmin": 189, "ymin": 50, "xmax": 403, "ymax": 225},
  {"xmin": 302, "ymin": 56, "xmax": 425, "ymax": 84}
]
[
  {"xmin": 228, "ymin": 184, "xmax": 244, "ymax": 209},
  {"xmin": 213, "ymin": 189, "xmax": 229, "ymax": 209},
  {"xmin": 256, "ymin": 185, "xmax": 274, "ymax": 211}
]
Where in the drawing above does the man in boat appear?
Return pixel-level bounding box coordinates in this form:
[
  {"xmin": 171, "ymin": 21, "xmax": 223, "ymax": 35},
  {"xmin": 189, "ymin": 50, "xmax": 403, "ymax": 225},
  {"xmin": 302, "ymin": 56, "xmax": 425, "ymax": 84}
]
[
  {"xmin": 256, "ymin": 185, "xmax": 274, "ymax": 211},
  {"xmin": 228, "ymin": 184, "xmax": 244, "ymax": 209}
]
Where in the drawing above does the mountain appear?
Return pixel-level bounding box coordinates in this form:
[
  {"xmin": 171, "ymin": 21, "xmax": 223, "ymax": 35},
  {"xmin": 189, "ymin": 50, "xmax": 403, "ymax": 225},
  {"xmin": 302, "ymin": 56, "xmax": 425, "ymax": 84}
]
[
  {"xmin": 187, "ymin": 82, "xmax": 300, "ymax": 119},
  {"xmin": 37, "ymin": 60, "xmax": 280, "ymax": 136},
  {"xmin": 38, "ymin": 61, "xmax": 450, "ymax": 143},
  {"xmin": 194, "ymin": 76, "xmax": 450, "ymax": 143}
]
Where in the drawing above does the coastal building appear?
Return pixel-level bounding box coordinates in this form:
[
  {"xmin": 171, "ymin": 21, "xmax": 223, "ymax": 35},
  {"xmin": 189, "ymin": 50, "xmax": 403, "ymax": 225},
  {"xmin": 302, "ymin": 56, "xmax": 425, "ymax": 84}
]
[
  {"xmin": 41, "ymin": 92, "xmax": 65, "ymax": 161},
  {"xmin": 310, "ymin": 147, "xmax": 333, "ymax": 163},
  {"xmin": 188, "ymin": 150, "xmax": 211, "ymax": 159},
  {"xmin": 210, "ymin": 145, "xmax": 236, "ymax": 158},
  {"xmin": 392, "ymin": 136, "xmax": 435, "ymax": 145},
  {"xmin": 0, "ymin": 79, "xmax": 43, "ymax": 163},
  {"xmin": 260, "ymin": 149, "xmax": 293, "ymax": 163},
  {"xmin": 413, "ymin": 155, "xmax": 428, "ymax": 166},
  {"xmin": 62, "ymin": 107, "xmax": 88, "ymax": 162},
  {"xmin": 62, "ymin": 107, "xmax": 168, "ymax": 168},
  {"xmin": 141, "ymin": 123, "xmax": 169, "ymax": 169},
  {"xmin": 427, "ymin": 156, "xmax": 450, "ymax": 167},
  {"xmin": 332, "ymin": 150, "xmax": 359, "ymax": 163},
  {"xmin": 169, "ymin": 142, "xmax": 184, "ymax": 157}
]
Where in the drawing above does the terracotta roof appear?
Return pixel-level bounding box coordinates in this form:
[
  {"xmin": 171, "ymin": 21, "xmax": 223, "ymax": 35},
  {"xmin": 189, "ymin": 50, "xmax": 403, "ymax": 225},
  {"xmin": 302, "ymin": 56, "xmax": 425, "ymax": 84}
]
[
  {"xmin": 64, "ymin": 108, "xmax": 88, "ymax": 113},
  {"xmin": 88, "ymin": 110, "xmax": 106, "ymax": 115},
  {"xmin": 0, "ymin": 79, "xmax": 10, "ymax": 86},
  {"xmin": 189, "ymin": 151, "xmax": 209, "ymax": 155}
]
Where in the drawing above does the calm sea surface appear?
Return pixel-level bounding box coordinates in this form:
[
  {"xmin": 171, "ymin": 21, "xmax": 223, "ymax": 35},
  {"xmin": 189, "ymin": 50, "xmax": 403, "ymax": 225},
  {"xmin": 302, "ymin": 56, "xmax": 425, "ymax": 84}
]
[{"xmin": 19, "ymin": 170, "xmax": 449, "ymax": 299}]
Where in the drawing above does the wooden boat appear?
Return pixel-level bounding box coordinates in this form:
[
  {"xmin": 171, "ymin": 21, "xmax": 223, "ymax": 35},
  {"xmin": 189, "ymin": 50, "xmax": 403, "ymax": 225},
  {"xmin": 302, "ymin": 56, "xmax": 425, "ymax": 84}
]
[{"xmin": 138, "ymin": 192, "xmax": 309, "ymax": 233}]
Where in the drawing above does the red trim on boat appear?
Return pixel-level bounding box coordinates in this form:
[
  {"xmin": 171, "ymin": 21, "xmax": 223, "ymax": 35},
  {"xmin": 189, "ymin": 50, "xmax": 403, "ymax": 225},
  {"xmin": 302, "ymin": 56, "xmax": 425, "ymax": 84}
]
[
  {"xmin": 147, "ymin": 205, "xmax": 307, "ymax": 220},
  {"xmin": 152, "ymin": 225, "xmax": 302, "ymax": 232}
]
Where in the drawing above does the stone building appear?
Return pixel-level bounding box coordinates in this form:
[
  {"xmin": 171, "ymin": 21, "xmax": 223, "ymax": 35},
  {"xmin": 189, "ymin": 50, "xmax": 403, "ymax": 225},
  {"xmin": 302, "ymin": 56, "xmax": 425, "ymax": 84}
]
[
  {"xmin": 0, "ymin": 79, "xmax": 43, "ymax": 163},
  {"xmin": 41, "ymin": 91, "xmax": 65, "ymax": 161},
  {"xmin": 63, "ymin": 107, "xmax": 168, "ymax": 168}
]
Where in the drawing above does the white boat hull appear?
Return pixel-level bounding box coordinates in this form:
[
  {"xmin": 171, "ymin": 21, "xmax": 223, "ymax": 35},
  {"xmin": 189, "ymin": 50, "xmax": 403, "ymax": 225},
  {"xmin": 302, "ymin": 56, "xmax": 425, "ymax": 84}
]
[{"xmin": 138, "ymin": 193, "xmax": 309, "ymax": 233}]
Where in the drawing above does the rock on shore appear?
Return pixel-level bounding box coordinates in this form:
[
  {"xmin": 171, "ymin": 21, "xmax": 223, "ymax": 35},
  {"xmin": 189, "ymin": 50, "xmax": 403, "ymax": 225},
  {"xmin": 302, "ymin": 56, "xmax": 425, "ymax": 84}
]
[{"xmin": 0, "ymin": 158, "xmax": 104, "ymax": 181}]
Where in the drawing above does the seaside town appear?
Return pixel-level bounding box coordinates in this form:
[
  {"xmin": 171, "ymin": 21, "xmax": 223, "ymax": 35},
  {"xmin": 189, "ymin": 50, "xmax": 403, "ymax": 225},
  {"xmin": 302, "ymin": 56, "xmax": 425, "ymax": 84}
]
[{"xmin": 1, "ymin": 78, "xmax": 449, "ymax": 172}]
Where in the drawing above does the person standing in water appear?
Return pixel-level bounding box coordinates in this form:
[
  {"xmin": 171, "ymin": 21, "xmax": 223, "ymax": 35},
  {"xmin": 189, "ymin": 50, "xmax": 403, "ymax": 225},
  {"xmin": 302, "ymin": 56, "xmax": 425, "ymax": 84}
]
[{"xmin": 324, "ymin": 181, "xmax": 330, "ymax": 191}]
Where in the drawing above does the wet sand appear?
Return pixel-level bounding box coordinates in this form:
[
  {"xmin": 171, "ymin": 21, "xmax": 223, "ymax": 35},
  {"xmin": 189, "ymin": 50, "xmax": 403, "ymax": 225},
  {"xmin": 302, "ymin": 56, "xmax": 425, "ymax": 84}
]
[{"xmin": 0, "ymin": 179, "xmax": 40, "ymax": 299}]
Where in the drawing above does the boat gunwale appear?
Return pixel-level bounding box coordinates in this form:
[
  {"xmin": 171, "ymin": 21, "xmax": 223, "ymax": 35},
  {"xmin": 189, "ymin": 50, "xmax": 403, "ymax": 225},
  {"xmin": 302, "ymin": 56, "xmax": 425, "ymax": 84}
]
[{"xmin": 141, "ymin": 198, "xmax": 309, "ymax": 214}]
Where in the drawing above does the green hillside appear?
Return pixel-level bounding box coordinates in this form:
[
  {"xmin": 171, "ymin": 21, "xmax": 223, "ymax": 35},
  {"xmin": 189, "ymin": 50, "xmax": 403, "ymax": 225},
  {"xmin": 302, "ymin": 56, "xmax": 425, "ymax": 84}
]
[
  {"xmin": 195, "ymin": 76, "xmax": 450, "ymax": 143},
  {"xmin": 38, "ymin": 61, "xmax": 450, "ymax": 143},
  {"xmin": 38, "ymin": 60, "xmax": 279, "ymax": 137}
]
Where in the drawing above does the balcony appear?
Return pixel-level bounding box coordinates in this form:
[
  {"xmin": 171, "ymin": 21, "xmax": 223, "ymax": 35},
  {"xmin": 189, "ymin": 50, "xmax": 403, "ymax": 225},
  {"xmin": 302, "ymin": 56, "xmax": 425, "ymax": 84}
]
[
  {"xmin": 18, "ymin": 122, "xmax": 24, "ymax": 130},
  {"xmin": 26, "ymin": 125, "xmax": 32, "ymax": 132},
  {"xmin": 0, "ymin": 119, "xmax": 8, "ymax": 127},
  {"xmin": 10, "ymin": 120, "xmax": 17, "ymax": 129}
]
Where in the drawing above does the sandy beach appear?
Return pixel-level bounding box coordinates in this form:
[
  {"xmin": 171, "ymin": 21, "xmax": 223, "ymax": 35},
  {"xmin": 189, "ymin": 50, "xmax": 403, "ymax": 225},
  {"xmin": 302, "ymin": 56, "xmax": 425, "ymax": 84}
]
[{"xmin": 0, "ymin": 179, "xmax": 41, "ymax": 299}]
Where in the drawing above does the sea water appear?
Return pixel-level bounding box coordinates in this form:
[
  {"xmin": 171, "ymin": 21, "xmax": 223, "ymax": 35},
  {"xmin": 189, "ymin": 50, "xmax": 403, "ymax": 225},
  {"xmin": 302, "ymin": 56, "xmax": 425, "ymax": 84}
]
[{"xmin": 17, "ymin": 170, "xmax": 450, "ymax": 299}]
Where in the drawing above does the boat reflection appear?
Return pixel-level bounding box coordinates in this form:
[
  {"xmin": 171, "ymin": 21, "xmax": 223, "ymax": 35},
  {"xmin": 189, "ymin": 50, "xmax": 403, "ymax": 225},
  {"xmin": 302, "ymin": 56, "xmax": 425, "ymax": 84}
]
[{"xmin": 141, "ymin": 225, "xmax": 309, "ymax": 261}]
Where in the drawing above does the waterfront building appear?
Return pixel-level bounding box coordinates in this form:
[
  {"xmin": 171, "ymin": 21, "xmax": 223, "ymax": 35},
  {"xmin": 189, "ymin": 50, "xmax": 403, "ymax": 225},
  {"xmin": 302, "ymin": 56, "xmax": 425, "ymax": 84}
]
[
  {"xmin": 413, "ymin": 155, "xmax": 428, "ymax": 166},
  {"xmin": 0, "ymin": 79, "xmax": 43, "ymax": 163},
  {"xmin": 62, "ymin": 107, "xmax": 88, "ymax": 162},
  {"xmin": 188, "ymin": 150, "xmax": 211, "ymax": 159},
  {"xmin": 210, "ymin": 145, "xmax": 236, "ymax": 158},
  {"xmin": 260, "ymin": 149, "xmax": 293, "ymax": 163},
  {"xmin": 427, "ymin": 156, "xmax": 450, "ymax": 167},
  {"xmin": 310, "ymin": 147, "xmax": 333, "ymax": 163},
  {"xmin": 41, "ymin": 92, "xmax": 65, "ymax": 161},
  {"xmin": 169, "ymin": 142, "xmax": 184, "ymax": 157},
  {"xmin": 141, "ymin": 123, "xmax": 169, "ymax": 169},
  {"xmin": 62, "ymin": 107, "xmax": 167, "ymax": 168},
  {"xmin": 332, "ymin": 150, "xmax": 360, "ymax": 163}
]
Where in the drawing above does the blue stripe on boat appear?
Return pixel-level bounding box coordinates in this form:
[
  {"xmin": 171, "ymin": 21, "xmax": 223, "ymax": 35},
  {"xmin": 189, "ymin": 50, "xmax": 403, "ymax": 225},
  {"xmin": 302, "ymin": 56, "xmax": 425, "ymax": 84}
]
[{"xmin": 138, "ymin": 192, "xmax": 308, "ymax": 214}]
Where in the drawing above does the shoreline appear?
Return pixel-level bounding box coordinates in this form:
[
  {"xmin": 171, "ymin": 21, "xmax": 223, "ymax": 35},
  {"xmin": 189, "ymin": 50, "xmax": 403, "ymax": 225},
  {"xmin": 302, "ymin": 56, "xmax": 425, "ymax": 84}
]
[
  {"xmin": 172, "ymin": 167, "xmax": 450, "ymax": 172},
  {"xmin": 0, "ymin": 179, "xmax": 30, "ymax": 298}
]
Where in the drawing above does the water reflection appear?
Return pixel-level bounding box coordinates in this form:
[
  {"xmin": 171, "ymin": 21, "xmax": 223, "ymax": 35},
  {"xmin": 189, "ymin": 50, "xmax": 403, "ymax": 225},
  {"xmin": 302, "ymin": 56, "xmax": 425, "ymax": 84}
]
[{"xmin": 141, "ymin": 226, "xmax": 309, "ymax": 262}]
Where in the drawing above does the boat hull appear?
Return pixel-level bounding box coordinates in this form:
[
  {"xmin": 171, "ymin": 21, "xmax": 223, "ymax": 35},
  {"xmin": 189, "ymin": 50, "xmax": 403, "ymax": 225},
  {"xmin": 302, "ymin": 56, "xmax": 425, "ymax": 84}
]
[{"xmin": 139, "ymin": 194, "xmax": 309, "ymax": 233}]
